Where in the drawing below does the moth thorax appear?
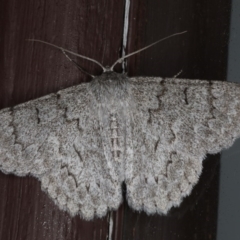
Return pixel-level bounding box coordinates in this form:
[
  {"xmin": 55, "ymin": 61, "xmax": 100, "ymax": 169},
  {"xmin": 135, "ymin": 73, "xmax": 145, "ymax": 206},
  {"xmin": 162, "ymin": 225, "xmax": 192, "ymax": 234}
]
[{"xmin": 89, "ymin": 72, "xmax": 129, "ymax": 103}]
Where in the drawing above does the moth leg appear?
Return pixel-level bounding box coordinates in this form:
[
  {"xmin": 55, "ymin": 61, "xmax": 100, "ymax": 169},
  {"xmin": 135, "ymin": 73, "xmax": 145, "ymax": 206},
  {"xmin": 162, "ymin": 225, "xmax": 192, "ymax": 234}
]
[{"xmin": 61, "ymin": 49, "xmax": 95, "ymax": 78}]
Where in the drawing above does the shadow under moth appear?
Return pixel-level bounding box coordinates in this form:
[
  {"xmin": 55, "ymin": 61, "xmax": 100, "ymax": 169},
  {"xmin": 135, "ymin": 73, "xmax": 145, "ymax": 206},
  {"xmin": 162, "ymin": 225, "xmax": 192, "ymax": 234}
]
[{"xmin": 0, "ymin": 32, "xmax": 239, "ymax": 220}]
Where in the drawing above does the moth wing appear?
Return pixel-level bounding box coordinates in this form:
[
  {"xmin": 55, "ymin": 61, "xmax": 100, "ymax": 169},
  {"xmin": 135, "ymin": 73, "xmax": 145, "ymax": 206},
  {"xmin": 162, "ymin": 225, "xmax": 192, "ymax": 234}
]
[
  {"xmin": 125, "ymin": 77, "xmax": 240, "ymax": 214},
  {"xmin": 0, "ymin": 83, "xmax": 122, "ymax": 220}
]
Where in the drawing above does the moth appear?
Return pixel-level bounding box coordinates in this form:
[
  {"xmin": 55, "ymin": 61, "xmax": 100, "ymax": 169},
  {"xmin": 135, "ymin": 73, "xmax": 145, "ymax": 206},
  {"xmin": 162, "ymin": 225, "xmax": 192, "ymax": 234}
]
[{"xmin": 0, "ymin": 32, "xmax": 239, "ymax": 220}]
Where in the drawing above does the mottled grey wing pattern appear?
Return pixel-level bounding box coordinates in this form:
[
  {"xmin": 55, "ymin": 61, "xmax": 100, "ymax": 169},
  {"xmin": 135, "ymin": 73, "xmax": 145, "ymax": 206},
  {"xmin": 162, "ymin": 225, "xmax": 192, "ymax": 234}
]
[
  {"xmin": 0, "ymin": 82, "xmax": 122, "ymax": 220},
  {"xmin": 126, "ymin": 77, "xmax": 240, "ymax": 215},
  {"xmin": 1, "ymin": 73, "xmax": 240, "ymax": 219}
]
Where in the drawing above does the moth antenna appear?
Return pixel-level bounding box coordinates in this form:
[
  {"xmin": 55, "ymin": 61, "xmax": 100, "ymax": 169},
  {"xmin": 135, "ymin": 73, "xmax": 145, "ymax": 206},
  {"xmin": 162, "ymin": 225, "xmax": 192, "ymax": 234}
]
[
  {"xmin": 110, "ymin": 31, "xmax": 187, "ymax": 71},
  {"xmin": 26, "ymin": 39, "xmax": 107, "ymax": 72}
]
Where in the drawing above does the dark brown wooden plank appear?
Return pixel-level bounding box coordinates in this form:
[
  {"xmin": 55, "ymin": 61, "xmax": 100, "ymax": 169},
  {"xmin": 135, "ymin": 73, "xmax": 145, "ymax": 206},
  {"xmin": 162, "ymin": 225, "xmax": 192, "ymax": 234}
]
[
  {"xmin": 114, "ymin": 0, "xmax": 231, "ymax": 239},
  {"xmin": 0, "ymin": 0, "xmax": 125, "ymax": 239}
]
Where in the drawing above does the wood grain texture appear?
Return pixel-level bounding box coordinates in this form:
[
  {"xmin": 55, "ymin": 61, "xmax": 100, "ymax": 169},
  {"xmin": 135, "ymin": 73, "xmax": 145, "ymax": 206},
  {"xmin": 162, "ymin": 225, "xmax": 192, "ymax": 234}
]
[{"xmin": 0, "ymin": 0, "xmax": 231, "ymax": 239}]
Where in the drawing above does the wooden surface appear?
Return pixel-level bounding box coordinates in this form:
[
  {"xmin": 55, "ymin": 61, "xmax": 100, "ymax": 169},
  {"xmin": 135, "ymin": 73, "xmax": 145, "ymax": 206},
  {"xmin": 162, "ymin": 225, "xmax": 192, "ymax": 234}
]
[{"xmin": 0, "ymin": 0, "xmax": 231, "ymax": 239}]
